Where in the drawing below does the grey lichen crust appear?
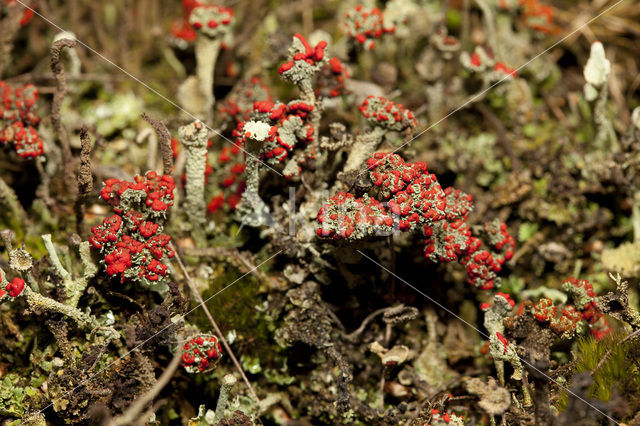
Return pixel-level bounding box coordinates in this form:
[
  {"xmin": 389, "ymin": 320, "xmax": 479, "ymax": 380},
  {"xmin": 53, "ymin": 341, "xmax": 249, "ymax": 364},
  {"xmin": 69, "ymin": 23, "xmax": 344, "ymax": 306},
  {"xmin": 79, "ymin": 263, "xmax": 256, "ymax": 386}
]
[
  {"xmin": 42, "ymin": 234, "xmax": 97, "ymax": 308},
  {"xmin": 342, "ymin": 127, "xmax": 386, "ymax": 173},
  {"xmin": 179, "ymin": 120, "xmax": 210, "ymax": 245},
  {"xmin": 236, "ymin": 121, "xmax": 272, "ymax": 227}
]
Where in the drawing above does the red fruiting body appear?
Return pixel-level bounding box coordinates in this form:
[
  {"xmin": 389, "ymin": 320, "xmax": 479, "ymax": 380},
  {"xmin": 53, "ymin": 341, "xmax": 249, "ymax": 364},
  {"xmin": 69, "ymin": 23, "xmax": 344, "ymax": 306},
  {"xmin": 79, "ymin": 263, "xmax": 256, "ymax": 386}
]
[
  {"xmin": 232, "ymin": 99, "xmax": 317, "ymax": 179},
  {"xmin": 3, "ymin": 1, "xmax": 35, "ymax": 26},
  {"xmin": 430, "ymin": 408, "xmax": 463, "ymax": 425},
  {"xmin": 278, "ymin": 33, "xmax": 327, "ymax": 76},
  {"xmin": 317, "ymin": 152, "xmax": 515, "ymax": 290},
  {"xmin": 496, "ymin": 332, "xmax": 509, "ymax": 353},
  {"xmin": 319, "ymin": 152, "xmax": 515, "ymax": 290},
  {"xmin": 359, "ymin": 95, "xmax": 417, "ymax": 132},
  {"xmin": 520, "ymin": 0, "xmax": 558, "ymax": 34},
  {"xmin": 316, "ymin": 57, "xmax": 350, "ymax": 97},
  {"xmin": 525, "ymin": 278, "xmax": 611, "ymax": 340},
  {"xmin": 3, "ymin": 277, "xmax": 26, "ymax": 298},
  {"xmin": 0, "ymin": 81, "xmax": 43, "ymax": 158},
  {"xmin": 562, "ymin": 276, "xmax": 596, "ymax": 300},
  {"xmin": 187, "ymin": 2, "xmax": 234, "ymax": 37},
  {"xmin": 90, "ymin": 173, "xmax": 175, "ymax": 287},
  {"xmin": 494, "ymin": 62, "xmax": 517, "ymax": 78},
  {"xmin": 217, "ymin": 77, "xmax": 272, "ymax": 124},
  {"xmin": 181, "ymin": 335, "xmax": 223, "ymax": 373},
  {"xmin": 496, "ymin": 292, "xmax": 516, "ymax": 308},
  {"xmin": 316, "ymin": 192, "xmax": 394, "ymax": 240},
  {"xmin": 344, "ymin": 6, "xmax": 394, "ymax": 50}
]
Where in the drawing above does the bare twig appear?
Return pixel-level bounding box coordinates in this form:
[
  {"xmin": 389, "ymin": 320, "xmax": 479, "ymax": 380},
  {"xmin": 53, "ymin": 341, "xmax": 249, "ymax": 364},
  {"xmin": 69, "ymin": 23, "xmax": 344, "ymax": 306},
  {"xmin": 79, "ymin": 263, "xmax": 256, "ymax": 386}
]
[
  {"xmin": 109, "ymin": 346, "xmax": 183, "ymax": 426},
  {"xmin": 169, "ymin": 242, "xmax": 261, "ymax": 404},
  {"xmin": 343, "ymin": 306, "xmax": 396, "ymax": 342},
  {"xmin": 51, "ymin": 37, "xmax": 79, "ymax": 193},
  {"xmin": 74, "ymin": 126, "xmax": 93, "ymax": 238},
  {"xmin": 142, "ymin": 113, "xmax": 174, "ymax": 175}
]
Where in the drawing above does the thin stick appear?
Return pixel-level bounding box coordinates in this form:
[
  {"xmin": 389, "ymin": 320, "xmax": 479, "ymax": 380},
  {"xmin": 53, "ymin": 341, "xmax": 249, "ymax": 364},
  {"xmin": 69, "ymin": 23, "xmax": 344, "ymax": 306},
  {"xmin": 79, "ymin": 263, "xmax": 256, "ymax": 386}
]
[
  {"xmin": 109, "ymin": 346, "xmax": 183, "ymax": 426},
  {"xmin": 74, "ymin": 126, "xmax": 93, "ymax": 238},
  {"xmin": 142, "ymin": 113, "xmax": 174, "ymax": 175},
  {"xmin": 344, "ymin": 306, "xmax": 392, "ymax": 342},
  {"xmin": 169, "ymin": 242, "xmax": 261, "ymax": 403},
  {"xmin": 50, "ymin": 37, "xmax": 78, "ymax": 193}
]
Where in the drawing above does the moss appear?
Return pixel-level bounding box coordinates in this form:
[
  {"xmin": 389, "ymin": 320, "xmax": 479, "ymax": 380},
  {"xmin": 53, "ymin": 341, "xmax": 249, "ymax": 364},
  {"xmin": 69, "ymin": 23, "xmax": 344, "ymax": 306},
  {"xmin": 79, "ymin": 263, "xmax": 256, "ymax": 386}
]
[
  {"xmin": 567, "ymin": 333, "xmax": 640, "ymax": 411},
  {"xmin": 189, "ymin": 263, "xmax": 279, "ymax": 367}
]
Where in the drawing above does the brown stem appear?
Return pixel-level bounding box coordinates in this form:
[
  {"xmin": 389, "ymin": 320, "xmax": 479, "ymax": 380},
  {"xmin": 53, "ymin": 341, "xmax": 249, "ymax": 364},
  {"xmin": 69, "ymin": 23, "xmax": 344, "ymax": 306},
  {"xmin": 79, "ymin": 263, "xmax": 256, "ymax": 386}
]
[
  {"xmin": 169, "ymin": 242, "xmax": 261, "ymax": 404},
  {"xmin": 51, "ymin": 38, "xmax": 79, "ymax": 193},
  {"xmin": 142, "ymin": 113, "xmax": 174, "ymax": 175},
  {"xmin": 74, "ymin": 126, "xmax": 93, "ymax": 238}
]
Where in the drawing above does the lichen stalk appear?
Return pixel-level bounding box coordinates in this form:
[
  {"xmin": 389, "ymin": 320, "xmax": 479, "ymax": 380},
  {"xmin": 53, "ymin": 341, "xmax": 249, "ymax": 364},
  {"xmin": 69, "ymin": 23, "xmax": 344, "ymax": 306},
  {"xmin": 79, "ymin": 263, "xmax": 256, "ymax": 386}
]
[
  {"xmin": 42, "ymin": 234, "xmax": 72, "ymax": 285},
  {"xmin": 23, "ymin": 285, "xmax": 96, "ymax": 328},
  {"xmin": 179, "ymin": 120, "xmax": 209, "ymax": 246},
  {"xmin": 342, "ymin": 127, "xmax": 386, "ymax": 173},
  {"xmin": 235, "ymin": 121, "xmax": 272, "ymax": 227},
  {"xmin": 188, "ymin": 4, "xmax": 234, "ymax": 121},
  {"xmin": 42, "ymin": 234, "xmax": 96, "ymax": 307},
  {"xmin": 194, "ymin": 36, "xmax": 221, "ymax": 122},
  {"xmin": 214, "ymin": 374, "xmax": 237, "ymax": 422}
]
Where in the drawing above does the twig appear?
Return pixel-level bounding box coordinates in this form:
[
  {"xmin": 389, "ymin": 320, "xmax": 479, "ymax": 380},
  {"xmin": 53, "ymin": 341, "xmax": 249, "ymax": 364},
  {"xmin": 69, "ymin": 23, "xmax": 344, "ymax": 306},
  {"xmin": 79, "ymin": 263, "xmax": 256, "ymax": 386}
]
[
  {"xmin": 142, "ymin": 113, "xmax": 174, "ymax": 175},
  {"xmin": 109, "ymin": 346, "xmax": 183, "ymax": 426},
  {"xmin": 343, "ymin": 306, "xmax": 394, "ymax": 342},
  {"xmin": 169, "ymin": 242, "xmax": 261, "ymax": 403},
  {"xmin": 50, "ymin": 37, "xmax": 79, "ymax": 194},
  {"xmin": 74, "ymin": 126, "xmax": 94, "ymax": 238}
]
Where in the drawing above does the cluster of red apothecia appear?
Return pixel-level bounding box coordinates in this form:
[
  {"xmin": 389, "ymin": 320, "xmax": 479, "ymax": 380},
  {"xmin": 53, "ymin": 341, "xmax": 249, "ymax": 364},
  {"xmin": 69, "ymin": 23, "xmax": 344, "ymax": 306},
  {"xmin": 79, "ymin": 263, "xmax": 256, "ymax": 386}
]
[
  {"xmin": 316, "ymin": 57, "xmax": 350, "ymax": 98},
  {"xmin": 278, "ymin": 33, "xmax": 327, "ymax": 76},
  {"xmin": 0, "ymin": 271, "xmax": 25, "ymax": 300},
  {"xmin": 317, "ymin": 192, "xmax": 394, "ymax": 240},
  {"xmin": 89, "ymin": 172, "xmax": 176, "ymax": 287},
  {"xmin": 3, "ymin": 0, "xmax": 35, "ymax": 27},
  {"xmin": 359, "ymin": 95, "xmax": 417, "ymax": 131},
  {"xmin": 489, "ymin": 277, "xmax": 612, "ymax": 341},
  {"xmin": 206, "ymin": 141, "xmax": 246, "ymax": 213},
  {"xmin": 232, "ymin": 99, "xmax": 317, "ymax": 178},
  {"xmin": 317, "ymin": 152, "xmax": 514, "ymax": 290},
  {"xmin": 170, "ymin": 0, "xmax": 233, "ymax": 42},
  {"xmin": 180, "ymin": 335, "xmax": 222, "ymax": 373},
  {"xmin": 0, "ymin": 81, "xmax": 43, "ymax": 158},
  {"xmin": 344, "ymin": 6, "xmax": 395, "ymax": 50},
  {"xmin": 502, "ymin": 0, "xmax": 558, "ymax": 35}
]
